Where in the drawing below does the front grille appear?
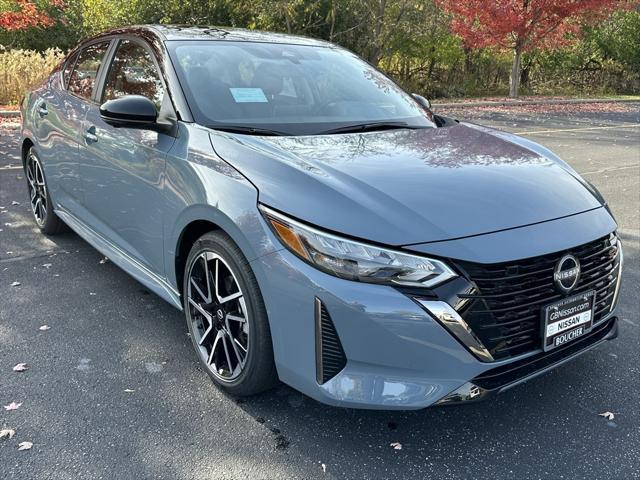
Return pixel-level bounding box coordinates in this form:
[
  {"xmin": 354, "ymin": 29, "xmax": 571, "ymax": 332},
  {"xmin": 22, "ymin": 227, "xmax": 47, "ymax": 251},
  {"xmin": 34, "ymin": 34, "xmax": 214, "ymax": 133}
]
[
  {"xmin": 458, "ymin": 236, "xmax": 620, "ymax": 360},
  {"xmin": 315, "ymin": 299, "xmax": 347, "ymax": 384}
]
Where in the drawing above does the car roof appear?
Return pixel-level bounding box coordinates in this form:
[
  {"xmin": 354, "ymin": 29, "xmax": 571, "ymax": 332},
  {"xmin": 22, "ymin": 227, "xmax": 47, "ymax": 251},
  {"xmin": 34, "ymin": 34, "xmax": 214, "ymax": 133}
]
[{"xmin": 92, "ymin": 24, "xmax": 334, "ymax": 47}]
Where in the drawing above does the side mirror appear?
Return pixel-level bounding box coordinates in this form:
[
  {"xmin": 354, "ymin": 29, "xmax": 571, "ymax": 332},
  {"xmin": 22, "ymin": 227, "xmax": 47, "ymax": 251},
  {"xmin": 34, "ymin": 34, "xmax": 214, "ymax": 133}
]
[
  {"xmin": 411, "ymin": 93, "xmax": 432, "ymax": 111},
  {"xmin": 100, "ymin": 95, "xmax": 159, "ymax": 129}
]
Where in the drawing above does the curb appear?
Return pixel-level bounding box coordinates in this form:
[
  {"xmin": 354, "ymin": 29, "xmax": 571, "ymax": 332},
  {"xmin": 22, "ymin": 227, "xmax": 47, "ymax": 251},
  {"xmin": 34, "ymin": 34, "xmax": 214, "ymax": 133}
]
[
  {"xmin": 433, "ymin": 98, "xmax": 640, "ymax": 108},
  {"xmin": 0, "ymin": 110, "xmax": 20, "ymax": 117}
]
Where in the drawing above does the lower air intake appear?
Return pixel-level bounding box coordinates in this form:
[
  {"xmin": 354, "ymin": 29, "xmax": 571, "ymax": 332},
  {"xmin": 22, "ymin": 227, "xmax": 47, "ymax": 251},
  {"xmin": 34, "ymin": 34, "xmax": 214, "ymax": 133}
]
[{"xmin": 315, "ymin": 298, "xmax": 347, "ymax": 384}]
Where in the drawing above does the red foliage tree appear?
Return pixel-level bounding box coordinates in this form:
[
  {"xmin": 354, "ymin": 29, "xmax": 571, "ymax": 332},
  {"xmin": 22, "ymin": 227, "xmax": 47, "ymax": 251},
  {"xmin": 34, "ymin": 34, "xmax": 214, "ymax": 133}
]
[
  {"xmin": 437, "ymin": 0, "xmax": 628, "ymax": 97},
  {"xmin": 0, "ymin": 0, "xmax": 63, "ymax": 31}
]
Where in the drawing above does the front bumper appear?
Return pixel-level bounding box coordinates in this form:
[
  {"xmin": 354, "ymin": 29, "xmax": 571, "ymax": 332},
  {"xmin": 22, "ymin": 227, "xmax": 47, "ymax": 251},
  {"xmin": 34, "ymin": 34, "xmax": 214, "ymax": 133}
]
[{"xmin": 250, "ymin": 245, "xmax": 620, "ymax": 410}]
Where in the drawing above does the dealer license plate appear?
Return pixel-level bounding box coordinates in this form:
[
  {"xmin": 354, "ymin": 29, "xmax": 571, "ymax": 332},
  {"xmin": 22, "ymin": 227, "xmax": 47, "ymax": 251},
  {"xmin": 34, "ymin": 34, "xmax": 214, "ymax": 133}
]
[{"xmin": 542, "ymin": 290, "xmax": 595, "ymax": 352}]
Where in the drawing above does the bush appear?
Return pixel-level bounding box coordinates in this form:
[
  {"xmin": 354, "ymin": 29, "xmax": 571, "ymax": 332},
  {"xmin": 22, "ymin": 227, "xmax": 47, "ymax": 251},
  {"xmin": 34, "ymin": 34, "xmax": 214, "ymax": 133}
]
[{"xmin": 0, "ymin": 48, "xmax": 65, "ymax": 105}]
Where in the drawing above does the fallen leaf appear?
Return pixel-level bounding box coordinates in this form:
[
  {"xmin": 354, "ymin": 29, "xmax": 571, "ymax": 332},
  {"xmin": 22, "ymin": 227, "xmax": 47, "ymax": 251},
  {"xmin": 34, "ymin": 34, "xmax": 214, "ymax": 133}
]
[
  {"xmin": 4, "ymin": 402, "xmax": 22, "ymax": 411},
  {"xmin": 18, "ymin": 441, "xmax": 33, "ymax": 451},
  {"xmin": 13, "ymin": 363, "xmax": 28, "ymax": 372},
  {"xmin": 99, "ymin": 256, "xmax": 109, "ymax": 264},
  {"xmin": 0, "ymin": 428, "xmax": 16, "ymax": 439},
  {"xmin": 390, "ymin": 442, "xmax": 402, "ymax": 450},
  {"xmin": 39, "ymin": 325, "xmax": 51, "ymax": 331},
  {"xmin": 11, "ymin": 201, "xmax": 20, "ymax": 205},
  {"xmin": 599, "ymin": 411, "xmax": 616, "ymax": 420},
  {"xmin": 124, "ymin": 389, "xmax": 136, "ymax": 393},
  {"xmin": 42, "ymin": 263, "xmax": 52, "ymax": 269},
  {"xmin": 10, "ymin": 281, "xmax": 21, "ymax": 287}
]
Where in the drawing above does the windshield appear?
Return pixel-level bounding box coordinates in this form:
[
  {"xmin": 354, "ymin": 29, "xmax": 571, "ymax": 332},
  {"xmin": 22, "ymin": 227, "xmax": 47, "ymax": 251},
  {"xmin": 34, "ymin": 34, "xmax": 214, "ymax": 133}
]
[{"xmin": 167, "ymin": 40, "xmax": 435, "ymax": 136}]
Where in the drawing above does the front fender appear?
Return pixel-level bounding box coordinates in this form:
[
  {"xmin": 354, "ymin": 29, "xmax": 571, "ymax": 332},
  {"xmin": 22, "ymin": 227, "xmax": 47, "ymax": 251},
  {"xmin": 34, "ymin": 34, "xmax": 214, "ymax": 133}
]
[{"xmin": 163, "ymin": 124, "xmax": 279, "ymax": 291}]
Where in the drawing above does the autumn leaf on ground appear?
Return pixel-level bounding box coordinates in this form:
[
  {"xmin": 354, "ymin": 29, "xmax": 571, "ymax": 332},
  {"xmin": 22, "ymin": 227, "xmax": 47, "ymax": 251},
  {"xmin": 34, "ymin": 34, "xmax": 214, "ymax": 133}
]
[
  {"xmin": 13, "ymin": 363, "xmax": 28, "ymax": 372},
  {"xmin": 18, "ymin": 441, "xmax": 33, "ymax": 451},
  {"xmin": 390, "ymin": 442, "xmax": 402, "ymax": 450},
  {"xmin": 4, "ymin": 402, "xmax": 22, "ymax": 411},
  {"xmin": 39, "ymin": 325, "xmax": 51, "ymax": 331},
  {"xmin": 599, "ymin": 412, "xmax": 616, "ymax": 420},
  {"xmin": 0, "ymin": 428, "xmax": 16, "ymax": 439}
]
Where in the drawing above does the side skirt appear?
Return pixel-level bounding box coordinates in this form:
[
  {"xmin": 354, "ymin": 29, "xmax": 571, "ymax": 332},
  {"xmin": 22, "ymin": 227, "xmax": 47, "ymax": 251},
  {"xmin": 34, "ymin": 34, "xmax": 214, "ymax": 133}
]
[{"xmin": 55, "ymin": 206, "xmax": 183, "ymax": 310}]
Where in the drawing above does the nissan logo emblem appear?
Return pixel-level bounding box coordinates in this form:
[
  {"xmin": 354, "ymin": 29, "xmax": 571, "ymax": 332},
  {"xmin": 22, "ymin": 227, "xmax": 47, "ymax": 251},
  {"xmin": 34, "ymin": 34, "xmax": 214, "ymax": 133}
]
[{"xmin": 554, "ymin": 254, "xmax": 581, "ymax": 293}]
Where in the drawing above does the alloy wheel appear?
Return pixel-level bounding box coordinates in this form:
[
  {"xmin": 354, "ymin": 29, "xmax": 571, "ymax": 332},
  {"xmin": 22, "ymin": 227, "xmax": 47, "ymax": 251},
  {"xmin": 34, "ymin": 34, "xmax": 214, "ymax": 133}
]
[
  {"xmin": 186, "ymin": 251, "xmax": 250, "ymax": 382},
  {"xmin": 26, "ymin": 152, "xmax": 47, "ymax": 227}
]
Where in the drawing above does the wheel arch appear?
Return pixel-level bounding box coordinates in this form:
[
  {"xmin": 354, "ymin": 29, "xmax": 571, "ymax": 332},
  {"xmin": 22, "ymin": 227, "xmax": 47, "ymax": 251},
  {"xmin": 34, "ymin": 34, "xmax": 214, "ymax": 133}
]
[
  {"xmin": 174, "ymin": 219, "xmax": 221, "ymax": 305},
  {"xmin": 21, "ymin": 137, "xmax": 34, "ymax": 168},
  {"xmin": 168, "ymin": 203, "xmax": 276, "ymax": 304}
]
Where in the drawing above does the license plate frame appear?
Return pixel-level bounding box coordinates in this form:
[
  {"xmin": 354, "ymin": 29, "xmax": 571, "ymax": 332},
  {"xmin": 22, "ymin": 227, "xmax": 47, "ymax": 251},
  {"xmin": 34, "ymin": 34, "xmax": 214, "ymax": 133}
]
[{"xmin": 541, "ymin": 290, "xmax": 596, "ymax": 352}]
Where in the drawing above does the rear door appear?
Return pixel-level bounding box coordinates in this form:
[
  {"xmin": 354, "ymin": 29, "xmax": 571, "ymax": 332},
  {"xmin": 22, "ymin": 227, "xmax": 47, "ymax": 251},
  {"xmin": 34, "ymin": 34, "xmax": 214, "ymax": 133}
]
[
  {"xmin": 32, "ymin": 42, "xmax": 110, "ymax": 212},
  {"xmin": 80, "ymin": 38, "xmax": 175, "ymax": 275}
]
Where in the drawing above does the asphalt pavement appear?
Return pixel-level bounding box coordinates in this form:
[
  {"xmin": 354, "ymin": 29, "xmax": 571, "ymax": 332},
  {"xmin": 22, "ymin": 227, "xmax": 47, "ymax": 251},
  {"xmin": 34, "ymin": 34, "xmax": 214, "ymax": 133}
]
[{"xmin": 1, "ymin": 105, "xmax": 639, "ymax": 479}]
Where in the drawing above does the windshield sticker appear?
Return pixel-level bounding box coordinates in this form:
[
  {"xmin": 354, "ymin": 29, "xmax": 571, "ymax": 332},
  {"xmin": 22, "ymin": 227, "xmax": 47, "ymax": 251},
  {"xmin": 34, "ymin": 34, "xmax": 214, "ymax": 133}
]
[{"xmin": 229, "ymin": 88, "xmax": 268, "ymax": 103}]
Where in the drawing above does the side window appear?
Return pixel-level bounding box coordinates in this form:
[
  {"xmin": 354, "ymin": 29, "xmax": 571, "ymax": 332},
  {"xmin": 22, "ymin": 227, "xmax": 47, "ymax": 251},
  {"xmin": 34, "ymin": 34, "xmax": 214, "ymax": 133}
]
[
  {"xmin": 102, "ymin": 40, "xmax": 164, "ymax": 109},
  {"xmin": 68, "ymin": 42, "xmax": 110, "ymax": 100},
  {"xmin": 62, "ymin": 52, "xmax": 78, "ymax": 89}
]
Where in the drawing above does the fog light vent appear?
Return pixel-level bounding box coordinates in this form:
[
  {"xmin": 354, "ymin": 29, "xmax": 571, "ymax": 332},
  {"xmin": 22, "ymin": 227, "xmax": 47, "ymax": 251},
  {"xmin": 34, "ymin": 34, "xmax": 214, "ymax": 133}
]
[{"xmin": 315, "ymin": 298, "xmax": 347, "ymax": 384}]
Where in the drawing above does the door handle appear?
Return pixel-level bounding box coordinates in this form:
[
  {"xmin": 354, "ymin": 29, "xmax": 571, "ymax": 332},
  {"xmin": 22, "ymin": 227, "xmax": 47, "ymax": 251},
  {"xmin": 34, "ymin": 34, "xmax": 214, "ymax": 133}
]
[
  {"xmin": 37, "ymin": 103, "xmax": 48, "ymax": 117},
  {"xmin": 84, "ymin": 126, "xmax": 98, "ymax": 143}
]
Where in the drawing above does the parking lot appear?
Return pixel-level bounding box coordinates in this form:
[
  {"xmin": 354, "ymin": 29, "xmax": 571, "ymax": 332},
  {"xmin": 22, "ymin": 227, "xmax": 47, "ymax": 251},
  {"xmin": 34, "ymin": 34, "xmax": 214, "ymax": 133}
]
[{"xmin": 1, "ymin": 105, "xmax": 639, "ymax": 479}]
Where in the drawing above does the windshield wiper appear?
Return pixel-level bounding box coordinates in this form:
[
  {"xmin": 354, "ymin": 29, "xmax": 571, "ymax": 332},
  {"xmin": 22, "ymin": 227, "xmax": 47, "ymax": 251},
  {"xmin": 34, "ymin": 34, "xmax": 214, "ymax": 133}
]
[
  {"xmin": 319, "ymin": 121, "xmax": 425, "ymax": 135},
  {"xmin": 209, "ymin": 125, "xmax": 287, "ymax": 136}
]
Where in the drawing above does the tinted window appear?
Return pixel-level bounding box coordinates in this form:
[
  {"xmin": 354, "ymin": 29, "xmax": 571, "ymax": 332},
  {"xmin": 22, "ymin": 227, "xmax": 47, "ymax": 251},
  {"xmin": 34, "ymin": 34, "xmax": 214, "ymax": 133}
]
[
  {"xmin": 62, "ymin": 52, "xmax": 78, "ymax": 89},
  {"xmin": 68, "ymin": 42, "xmax": 110, "ymax": 100},
  {"xmin": 167, "ymin": 40, "xmax": 434, "ymax": 135},
  {"xmin": 103, "ymin": 40, "xmax": 164, "ymax": 109}
]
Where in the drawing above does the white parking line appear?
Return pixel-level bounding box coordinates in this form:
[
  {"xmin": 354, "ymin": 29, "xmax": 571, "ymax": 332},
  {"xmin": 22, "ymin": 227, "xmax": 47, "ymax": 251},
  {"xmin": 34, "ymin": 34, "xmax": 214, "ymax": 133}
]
[
  {"xmin": 517, "ymin": 123, "xmax": 640, "ymax": 135},
  {"xmin": 0, "ymin": 165, "xmax": 22, "ymax": 170}
]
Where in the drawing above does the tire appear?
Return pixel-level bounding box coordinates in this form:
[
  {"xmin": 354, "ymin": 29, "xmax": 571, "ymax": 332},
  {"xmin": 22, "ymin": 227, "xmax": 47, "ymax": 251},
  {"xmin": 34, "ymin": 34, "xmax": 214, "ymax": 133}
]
[
  {"xmin": 25, "ymin": 147, "xmax": 67, "ymax": 235},
  {"xmin": 183, "ymin": 230, "xmax": 278, "ymax": 396}
]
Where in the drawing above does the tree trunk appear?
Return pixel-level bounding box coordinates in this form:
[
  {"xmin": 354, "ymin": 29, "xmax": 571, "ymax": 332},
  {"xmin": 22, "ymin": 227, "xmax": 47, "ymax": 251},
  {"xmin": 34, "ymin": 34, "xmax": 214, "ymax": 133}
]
[{"xmin": 509, "ymin": 46, "xmax": 522, "ymax": 98}]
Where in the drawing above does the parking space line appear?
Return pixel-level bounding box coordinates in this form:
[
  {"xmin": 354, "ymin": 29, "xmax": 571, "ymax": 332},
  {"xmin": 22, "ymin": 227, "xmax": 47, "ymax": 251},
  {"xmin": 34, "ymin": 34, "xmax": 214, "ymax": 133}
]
[
  {"xmin": 517, "ymin": 123, "xmax": 640, "ymax": 135},
  {"xmin": 0, "ymin": 165, "xmax": 22, "ymax": 170}
]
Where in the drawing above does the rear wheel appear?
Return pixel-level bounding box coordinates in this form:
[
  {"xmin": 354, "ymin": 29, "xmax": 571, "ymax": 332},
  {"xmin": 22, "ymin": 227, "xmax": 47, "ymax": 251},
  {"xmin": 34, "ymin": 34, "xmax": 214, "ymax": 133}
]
[
  {"xmin": 183, "ymin": 231, "xmax": 278, "ymax": 396},
  {"xmin": 25, "ymin": 148, "xmax": 66, "ymax": 235}
]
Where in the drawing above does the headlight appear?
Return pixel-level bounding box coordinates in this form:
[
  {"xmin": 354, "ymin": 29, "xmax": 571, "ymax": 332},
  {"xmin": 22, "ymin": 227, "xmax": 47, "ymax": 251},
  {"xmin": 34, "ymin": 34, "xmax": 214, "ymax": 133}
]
[{"xmin": 260, "ymin": 205, "xmax": 457, "ymax": 288}]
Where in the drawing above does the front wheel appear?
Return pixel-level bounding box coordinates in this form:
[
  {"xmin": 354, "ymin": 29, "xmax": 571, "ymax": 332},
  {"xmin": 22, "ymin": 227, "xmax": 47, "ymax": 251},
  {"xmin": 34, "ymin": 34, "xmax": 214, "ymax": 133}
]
[{"xmin": 183, "ymin": 231, "xmax": 278, "ymax": 396}]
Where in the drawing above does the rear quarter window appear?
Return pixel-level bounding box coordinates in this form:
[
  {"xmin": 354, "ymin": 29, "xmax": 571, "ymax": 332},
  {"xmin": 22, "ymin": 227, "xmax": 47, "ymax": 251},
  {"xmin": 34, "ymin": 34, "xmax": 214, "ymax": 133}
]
[{"xmin": 62, "ymin": 52, "xmax": 79, "ymax": 89}]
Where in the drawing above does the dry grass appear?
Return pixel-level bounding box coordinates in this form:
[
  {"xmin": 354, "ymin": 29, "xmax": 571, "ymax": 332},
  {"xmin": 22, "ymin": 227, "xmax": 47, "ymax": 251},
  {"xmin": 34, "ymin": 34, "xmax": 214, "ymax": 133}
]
[{"xmin": 0, "ymin": 48, "xmax": 65, "ymax": 105}]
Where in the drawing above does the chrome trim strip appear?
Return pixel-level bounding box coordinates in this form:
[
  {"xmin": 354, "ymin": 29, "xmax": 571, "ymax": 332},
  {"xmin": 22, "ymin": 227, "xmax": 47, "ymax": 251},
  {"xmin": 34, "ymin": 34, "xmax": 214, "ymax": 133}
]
[
  {"xmin": 436, "ymin": 382, "xmax": 487, "ymax": 405},
  {"xmin": 314, "ymin": 297, "xmax": 324, "ymax": 385},
  {"xmin": 54, "ymin": 205, "xmax": 182, "ymax": 309},
  {"xmin": 610, "ymin": 242, "xmax": 624, "ymax": 313},
  {"xmin": 415, "ymin": 300, "xmax": 494, "ymax": 362}
]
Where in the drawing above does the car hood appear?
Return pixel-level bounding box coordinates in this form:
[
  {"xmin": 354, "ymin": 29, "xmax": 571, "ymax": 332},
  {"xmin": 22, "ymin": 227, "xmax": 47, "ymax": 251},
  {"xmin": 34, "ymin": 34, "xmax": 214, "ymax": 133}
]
[{"xmin": 209, "ymin": 122, "xmax": 603, "ymax": 246}]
